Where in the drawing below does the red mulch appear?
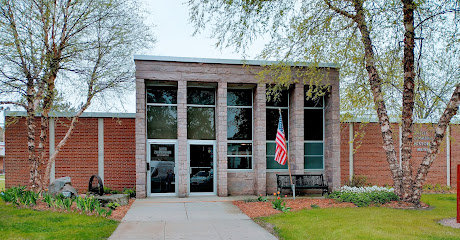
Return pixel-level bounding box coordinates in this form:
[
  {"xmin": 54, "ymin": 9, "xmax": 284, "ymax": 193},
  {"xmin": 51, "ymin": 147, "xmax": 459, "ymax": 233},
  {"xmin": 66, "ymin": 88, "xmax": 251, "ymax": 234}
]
[
  {"xmin": 233, "ymin": 198, "xmax": 356, "ymax": 218},
  {"xmin": 233, "ymin": 198, "xmax": 431, "ymax": 218}
]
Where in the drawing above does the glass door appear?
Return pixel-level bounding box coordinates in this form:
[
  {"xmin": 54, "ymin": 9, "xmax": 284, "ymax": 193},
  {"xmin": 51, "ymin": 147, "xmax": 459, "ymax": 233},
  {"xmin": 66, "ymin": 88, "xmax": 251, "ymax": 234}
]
[
  {"xmin": 189, "ymin": 144, "xmax": 215, "ymax": 193},
  {"xmin": 149, "ymin": 143, "xmax": 177, "ymax": 195}
]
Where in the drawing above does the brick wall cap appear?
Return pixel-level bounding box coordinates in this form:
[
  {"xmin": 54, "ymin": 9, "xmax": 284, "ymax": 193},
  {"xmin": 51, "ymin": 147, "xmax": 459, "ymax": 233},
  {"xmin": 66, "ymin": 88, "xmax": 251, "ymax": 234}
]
[{"xmin": 5, "ymin": 111, "xmax": 135, "ymax": 119}]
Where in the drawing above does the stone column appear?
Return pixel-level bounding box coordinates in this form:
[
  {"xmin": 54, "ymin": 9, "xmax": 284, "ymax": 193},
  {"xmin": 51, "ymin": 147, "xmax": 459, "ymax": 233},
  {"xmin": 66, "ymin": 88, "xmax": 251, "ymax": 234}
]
[
  {"xmin": 135, "ymin": 78, "xmax": 147, "ymax": 198},
  {"xmin": 324, "ymin": 69, "xmax": 341, "ymax": 191},
  {"xmin": 177, "ymin": 80, "xmax": 188, "ymax": 197},
  {"xmin": 254, "ymin": 84, "xmax": 267, "ymax": 196},
  {"xmin": 216, "ymin": 82, "xmax": 228, "ymax": 196},
  {"xmin": 289, "ymin": 83, "xmax": 305, "ymax": 174}
]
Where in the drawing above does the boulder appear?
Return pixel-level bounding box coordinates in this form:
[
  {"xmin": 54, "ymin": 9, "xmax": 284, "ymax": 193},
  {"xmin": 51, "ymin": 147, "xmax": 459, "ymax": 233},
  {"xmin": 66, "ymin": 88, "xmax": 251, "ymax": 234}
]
[
  {"xmin": 95, "ymin": 194, "xmax": 129, "ymax": 207},
  {"xmin": 48, "ymin": 177, "xmax": 78, "ymax": 197}
]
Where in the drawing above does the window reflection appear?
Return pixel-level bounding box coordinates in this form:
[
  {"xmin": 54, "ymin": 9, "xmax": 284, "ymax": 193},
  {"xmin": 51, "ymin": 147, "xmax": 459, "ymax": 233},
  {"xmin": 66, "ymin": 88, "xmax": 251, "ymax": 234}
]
[
  {"xmin": 227, "ymin": 108, "xmax": 252, "ymax": 140},
  {"xmin": 147, "ymin": 106, "xmax": 177, "ymax": 139},
  {"xmin": 187, "ymin": 107, "xmax": 215, "ymax": 140}
]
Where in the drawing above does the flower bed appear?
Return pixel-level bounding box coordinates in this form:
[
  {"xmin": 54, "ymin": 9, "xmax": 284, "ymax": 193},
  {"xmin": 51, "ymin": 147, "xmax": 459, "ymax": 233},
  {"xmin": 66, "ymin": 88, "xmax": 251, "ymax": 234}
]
[{"xmin": 328, "ymin": 186, "xmax": 399, "ymax": 207}]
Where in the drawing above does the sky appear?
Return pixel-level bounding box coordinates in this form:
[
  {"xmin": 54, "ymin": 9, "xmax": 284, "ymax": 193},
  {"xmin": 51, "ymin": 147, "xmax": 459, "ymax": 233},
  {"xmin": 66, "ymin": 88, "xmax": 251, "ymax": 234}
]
[
  {"xmin": 0, "ymin": 0, "xmax": 264, "ymax": 125},
  {"xmin": 88, "ymin": 0, "xmax": 264, "ymax": 114}
]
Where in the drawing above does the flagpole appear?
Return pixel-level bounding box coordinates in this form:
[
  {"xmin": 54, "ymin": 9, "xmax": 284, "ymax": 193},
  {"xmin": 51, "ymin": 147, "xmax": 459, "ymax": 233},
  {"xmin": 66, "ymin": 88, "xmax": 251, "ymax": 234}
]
[{"xmin": 279, "ymin": 108, "xmax": 295, "ymax": 200}]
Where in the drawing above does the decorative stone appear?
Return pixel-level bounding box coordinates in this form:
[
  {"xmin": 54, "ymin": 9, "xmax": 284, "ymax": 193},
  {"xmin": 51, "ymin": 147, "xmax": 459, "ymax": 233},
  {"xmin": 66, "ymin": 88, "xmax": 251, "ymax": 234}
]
[
  {"xmin": 48, "ymin": 177, "xmax": 78, "ymax": 197},
  {"xmin": 94, "ymin": 194, "xmax": 129, "ymax": 207}
]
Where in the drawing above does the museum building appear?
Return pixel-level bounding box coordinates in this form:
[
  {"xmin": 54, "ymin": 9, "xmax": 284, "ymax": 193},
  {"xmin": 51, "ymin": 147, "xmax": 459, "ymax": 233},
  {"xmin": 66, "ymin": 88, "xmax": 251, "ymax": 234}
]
[{"xmin": 133, "ymin": 56, "xmax": 340, "ymax": 198}]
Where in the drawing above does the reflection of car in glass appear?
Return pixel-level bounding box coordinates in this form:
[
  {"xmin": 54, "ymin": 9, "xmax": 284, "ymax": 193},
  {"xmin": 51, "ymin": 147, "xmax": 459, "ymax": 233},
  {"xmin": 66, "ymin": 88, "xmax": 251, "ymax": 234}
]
[
  {"xmin": 190, "ymin": 171, "xmax": 211, "ymax": 187},
  {"xmin": 150, "ymin": 161, "xmax": 175, "ymax": 193}
]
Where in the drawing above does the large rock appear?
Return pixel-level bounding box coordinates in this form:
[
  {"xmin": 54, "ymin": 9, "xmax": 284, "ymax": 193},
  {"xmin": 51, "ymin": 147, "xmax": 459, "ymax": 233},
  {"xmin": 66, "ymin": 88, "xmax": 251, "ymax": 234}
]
[
  {"xmin": 48, "ymin": 177, "xmax": 78, "ymax": 197},
  {"xmin": 95, "ymin": 194, "xmax": 129, "ymax": 207}
]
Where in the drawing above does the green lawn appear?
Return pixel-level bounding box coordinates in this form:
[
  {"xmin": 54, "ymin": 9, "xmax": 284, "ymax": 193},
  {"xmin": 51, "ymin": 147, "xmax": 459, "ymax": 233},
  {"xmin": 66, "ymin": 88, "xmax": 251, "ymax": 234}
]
[
  {"xmin": 262, "ymin": 194, "xmax": 460, "ymax": 240},
  {"xmin": 0, "ymin": 199, "xmax": 119, "ymax": 239},
  {"xmin": 0, "ymin": 175, "xmax": 4, "ymax": 191}
]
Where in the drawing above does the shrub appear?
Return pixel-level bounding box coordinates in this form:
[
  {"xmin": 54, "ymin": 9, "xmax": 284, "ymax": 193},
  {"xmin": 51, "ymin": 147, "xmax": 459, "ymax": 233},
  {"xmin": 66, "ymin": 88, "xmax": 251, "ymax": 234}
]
[
  {"xmin": 1, "ymin": 186, "xmax": 38, "ymax": 207},
  {"xmin": 311, "ymin": 204, "xmax": 320, "ymax": 209},
  {"xmin": 329, "ymin": 186, "xmax": 399, "ymax": 207},
  {"xmin": 103, "ymin": 186, "xmax": 112, "ymax": 195},
  {"xmin": 347, "ymin": 175, "xmax": 368, "ymax": 188},
  {"xmin": 257, "ymin": 195, "xmax": 268, "ymax": 202},
  {"xmin": 107, "ymin": 202, "xmax": 120, "ymax": 210},
  {"xmin": 123, "ymin": 188, "xmax": 136, "ymax": 198}
]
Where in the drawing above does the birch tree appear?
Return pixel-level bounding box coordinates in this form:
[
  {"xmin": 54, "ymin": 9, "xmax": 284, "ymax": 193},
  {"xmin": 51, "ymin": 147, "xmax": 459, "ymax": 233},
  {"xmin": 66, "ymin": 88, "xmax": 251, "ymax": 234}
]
[
  {"xmin": 0, "ymin": 0, "xmax": 153, "ymax": 192},
  {"xmin": 188, "ymin": 0, "xmax": 460, "ymax": 205}
]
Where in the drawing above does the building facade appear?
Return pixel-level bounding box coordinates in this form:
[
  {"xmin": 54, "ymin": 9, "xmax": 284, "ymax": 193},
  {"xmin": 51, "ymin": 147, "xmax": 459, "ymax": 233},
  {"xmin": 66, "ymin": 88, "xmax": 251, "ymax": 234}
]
[{"xmin": 134, "ymin": 56, "xmax": 341, "ymax": 198}]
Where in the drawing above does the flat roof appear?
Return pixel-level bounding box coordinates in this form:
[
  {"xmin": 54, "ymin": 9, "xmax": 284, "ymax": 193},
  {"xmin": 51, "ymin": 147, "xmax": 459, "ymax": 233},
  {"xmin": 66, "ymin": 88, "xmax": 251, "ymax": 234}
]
[
  {"xmin": 134, "ymin": 55, "xmax": 338, "ymax": 69},
  {"xmin": 5, "ymin": 111, "xmax": 135, "ymax": 118}
]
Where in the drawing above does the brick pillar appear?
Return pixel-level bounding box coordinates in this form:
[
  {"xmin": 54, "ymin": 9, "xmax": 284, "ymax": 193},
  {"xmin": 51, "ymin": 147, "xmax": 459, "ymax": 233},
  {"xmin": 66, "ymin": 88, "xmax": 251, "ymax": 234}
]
[
  {"xmin": 135, "ymin": 78, "xmax": 147, "ymax": 198},
  {"xmin": 216, "ymin": 82, "xmax": 228, "ymax": 196},
  {"xmin": 254, "ymin": 84, "xmax": 267, "ymax": 196},
  {"xmin": 289, "ymin": 83, "xmax": 305, "ymax": 174},
  {"xmin": 324, "ymin": 70, "xmax": 341, "ymax": 191},
  {"xmin": 177, "ymin": 80, "xmax": 188, "ymax": 197}
]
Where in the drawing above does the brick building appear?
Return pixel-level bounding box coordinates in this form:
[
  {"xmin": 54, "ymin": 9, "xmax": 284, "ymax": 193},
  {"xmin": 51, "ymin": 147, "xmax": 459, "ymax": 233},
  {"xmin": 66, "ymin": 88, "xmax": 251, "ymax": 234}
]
[{"xmin": 4, "ymin": 56, "xmax": 456, "ymax": 198}]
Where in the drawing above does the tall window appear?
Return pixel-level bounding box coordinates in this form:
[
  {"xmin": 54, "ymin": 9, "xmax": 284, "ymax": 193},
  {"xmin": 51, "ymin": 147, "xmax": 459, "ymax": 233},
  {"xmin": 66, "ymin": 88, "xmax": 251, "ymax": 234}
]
[
  {"xmin": 227, "ymin": 89, "xmax": 253, "ymax": 170},
  {"xmin": 266, "ymin": 89, "xmax": 289, "ymax": 170},
  {"xmin": 147, "ymin": 85, "xmax": 177, "ymax": 139},
  {"xmin": 304, "ymin": 87, "xmax": 324, "ymax": 170},
  {"xmin": 187, "ymin": 87, "xmax": 216, "ymax": 140}
]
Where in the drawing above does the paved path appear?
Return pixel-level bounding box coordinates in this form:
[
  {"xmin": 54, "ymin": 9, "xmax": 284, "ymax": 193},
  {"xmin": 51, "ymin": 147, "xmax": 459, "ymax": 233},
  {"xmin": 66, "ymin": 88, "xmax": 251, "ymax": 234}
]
[{"xmin": 109, "ymin": 196, "xmax": 277, "ymax": 240}]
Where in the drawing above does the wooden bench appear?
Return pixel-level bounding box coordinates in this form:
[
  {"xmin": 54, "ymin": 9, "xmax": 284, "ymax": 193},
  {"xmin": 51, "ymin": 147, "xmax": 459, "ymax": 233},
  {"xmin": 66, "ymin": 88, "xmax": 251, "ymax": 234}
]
[{"xmin": 276, "ymin": 174, "xmax": 329, "ymax": 196}]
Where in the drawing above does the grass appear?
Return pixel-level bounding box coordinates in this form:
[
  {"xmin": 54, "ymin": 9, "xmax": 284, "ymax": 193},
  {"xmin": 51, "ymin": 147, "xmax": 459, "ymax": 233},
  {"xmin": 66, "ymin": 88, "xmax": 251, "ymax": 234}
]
[
  {"xmin": 0, "ymin": 175, "xmax": 4, "ymax": 191},
  {"xmin": 262, "ymin": 194, "xmax": 460, "ymax": 240},
  {"xmin": 0, "ymin": 198, "xmax": 118, "ymax": 239}
]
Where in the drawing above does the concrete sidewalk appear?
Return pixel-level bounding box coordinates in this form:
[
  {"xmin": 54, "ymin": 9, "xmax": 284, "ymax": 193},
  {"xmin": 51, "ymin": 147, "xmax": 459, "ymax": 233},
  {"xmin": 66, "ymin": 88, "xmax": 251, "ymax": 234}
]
[{"xmin": 109, "ymin": 196, "xmax": 277, "ymax": 240}]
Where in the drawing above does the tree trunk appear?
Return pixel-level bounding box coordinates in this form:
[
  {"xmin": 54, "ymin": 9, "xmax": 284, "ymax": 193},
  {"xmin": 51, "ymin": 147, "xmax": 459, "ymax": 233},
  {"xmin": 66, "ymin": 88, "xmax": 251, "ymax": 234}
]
[
  {"xmin": 350, "ymin": 0, "xmax": 403, "ymax": 196},
  {"xmin": 400, "ymin": 0, "xmax": 416, "ymax": 201}
]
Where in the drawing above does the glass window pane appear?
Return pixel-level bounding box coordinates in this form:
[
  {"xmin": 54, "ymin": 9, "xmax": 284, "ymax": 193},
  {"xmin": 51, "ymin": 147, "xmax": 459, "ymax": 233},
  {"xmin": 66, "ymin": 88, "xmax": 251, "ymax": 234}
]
[
  {"xmin": 227, "ymin": 89, "xmax": 252, "ymax": 106},
  {"xmin": 147, "ymin": 106, "xmax": 177, "ymax": 139},
  {"xmin": 187, "ymin": 87, "xmax": 215, "ymax": 105},
  {"xmin": 227, "ymin": 108, "xmax": 252, "ymax": 140},
  {"xmin": 305, "ymin": 156, "xmax": 323, "ymax": 169},
  {"xmin": 228, "ymin": 157, "xmax": 252, "ymax": 169},
  {"xmin": 147, "ymin": 86, "xmax": 177, "ymax": 104},
  {"xmin": 266, "ymin": 142, "xmax": 276, "ymax": 156},
  {"xmin": 187, "ymin": 107, "xmax": 215, "ymax": 140},
  {"xmin": 266, "ymin": 109, "xmax": 288, "ymax": 140},
  {"xmin": 304, "ymin": 142, "xmax": 323, "ymax": 155},
  {"xmin": 266, "ymin": 157, "xmax": 289, "ymax": 169},
  {"xmin": 304, "ymin": 109, "xmax": 323, "ymax": 140},
  {"xmin": 227, "ymin": 143, "xmax": 252, "ymax": 155},
  {"xmin": 304, "ymin": 97, "xmax": 324, "ymax": 108},
  {"xmin": 266, "ymin": 142, "xmax": 289, "ymax": 169},
  {"xmin": 266, "ymin": 89, "xmax": 288, "ymax": 107}
]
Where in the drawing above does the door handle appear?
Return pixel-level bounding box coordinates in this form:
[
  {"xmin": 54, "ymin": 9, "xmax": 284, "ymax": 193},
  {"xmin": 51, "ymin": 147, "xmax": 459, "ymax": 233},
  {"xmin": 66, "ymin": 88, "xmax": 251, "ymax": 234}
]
[{"xmin": 146, "ymin": 162, "xmax": 150, "ymax": 172}]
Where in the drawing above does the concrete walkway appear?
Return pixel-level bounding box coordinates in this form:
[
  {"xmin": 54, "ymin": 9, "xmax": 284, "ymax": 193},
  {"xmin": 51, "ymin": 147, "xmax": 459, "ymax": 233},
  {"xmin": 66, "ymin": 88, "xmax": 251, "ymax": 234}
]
[{"xmin": 109, "ymin": 196, "xmax": 277, "ymax": 240}]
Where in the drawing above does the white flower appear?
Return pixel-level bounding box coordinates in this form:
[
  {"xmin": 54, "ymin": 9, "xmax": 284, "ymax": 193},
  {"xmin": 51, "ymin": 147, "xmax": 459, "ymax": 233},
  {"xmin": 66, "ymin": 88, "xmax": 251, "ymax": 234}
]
[{"xmin": 339, "ymin": 185, "xmax": 394, "ymax": 193}]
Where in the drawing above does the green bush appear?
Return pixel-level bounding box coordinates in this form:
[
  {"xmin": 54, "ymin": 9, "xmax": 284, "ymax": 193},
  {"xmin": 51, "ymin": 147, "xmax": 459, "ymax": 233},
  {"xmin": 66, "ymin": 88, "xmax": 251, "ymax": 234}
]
[
  {"xmin": 123, "ymin": 188, "xmax": 136, "ymax": 198},
  {"xmin": 1, "ymin": 186, "xmax": 38, "ymax": 207},
  {"xmin": 107, "ymin": 202, "xmax": 120, "ymax": 210},
  {"xmin": 329, "ymin": 186, "xmax": 399, "ymax": 207},
  {"xmin": 347, "ymin": 175, "xmax": 368, "ymax": 188}
]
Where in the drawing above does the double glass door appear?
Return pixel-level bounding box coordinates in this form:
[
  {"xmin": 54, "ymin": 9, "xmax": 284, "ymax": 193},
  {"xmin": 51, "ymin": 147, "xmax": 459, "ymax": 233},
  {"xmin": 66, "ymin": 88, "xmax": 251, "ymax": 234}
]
[{"xmin": 189, "ymin": 144, "xmax": 215, "ymax": 193}]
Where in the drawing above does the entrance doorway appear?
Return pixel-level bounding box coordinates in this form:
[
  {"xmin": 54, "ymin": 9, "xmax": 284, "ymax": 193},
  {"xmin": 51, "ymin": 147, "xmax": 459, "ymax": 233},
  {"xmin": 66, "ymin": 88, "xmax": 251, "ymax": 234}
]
[
  {"xmin": 188, "ymin": 142, "xmax": 216, "ymax": 195},
  {"xmin": 148, "ymin": 142, "xmax": 177, "ymax": 196}
]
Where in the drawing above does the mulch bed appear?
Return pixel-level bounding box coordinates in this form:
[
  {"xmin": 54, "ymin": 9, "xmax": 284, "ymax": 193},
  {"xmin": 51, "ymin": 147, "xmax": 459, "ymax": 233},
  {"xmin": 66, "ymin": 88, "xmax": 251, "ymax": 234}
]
[
  {"xmin": 233, "ymin": 198, "xmax": 356, "ymax": 218},
  {"xmin": 233, "ymin": 198, "xmax": 431, "ymax": 218}
]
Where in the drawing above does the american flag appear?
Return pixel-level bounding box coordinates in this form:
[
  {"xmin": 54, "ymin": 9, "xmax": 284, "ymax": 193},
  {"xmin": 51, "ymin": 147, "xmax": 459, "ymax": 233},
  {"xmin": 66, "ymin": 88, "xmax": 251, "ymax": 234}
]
[{"xmin": 275, "ymin": 111, "xmax": 287, "ymax": 165}]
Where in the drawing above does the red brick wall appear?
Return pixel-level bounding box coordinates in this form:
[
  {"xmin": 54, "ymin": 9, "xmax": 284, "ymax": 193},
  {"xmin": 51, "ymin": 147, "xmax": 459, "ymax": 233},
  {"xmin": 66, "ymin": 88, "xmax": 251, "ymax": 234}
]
[
  {"xmin": 54, "ymin": 118, "xmax": 98, "ymax": 192},
  {"xmin": 5, "ymin": 116, "xmax": 136, "ymax": 193},
  {"xmin": 5, "ymin": 117, "xmax": 49, "ymax": 188},
  {"xmin": 450, "ymin": 125, "xmax": 460, "ymax": 188},
  {"xmin": 103, "ymin": 118, "xmax": 136, "ymax": 191},
  {"xmin": 340, "ymin": 122, "xmax": 450, "ymax": 187}
]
